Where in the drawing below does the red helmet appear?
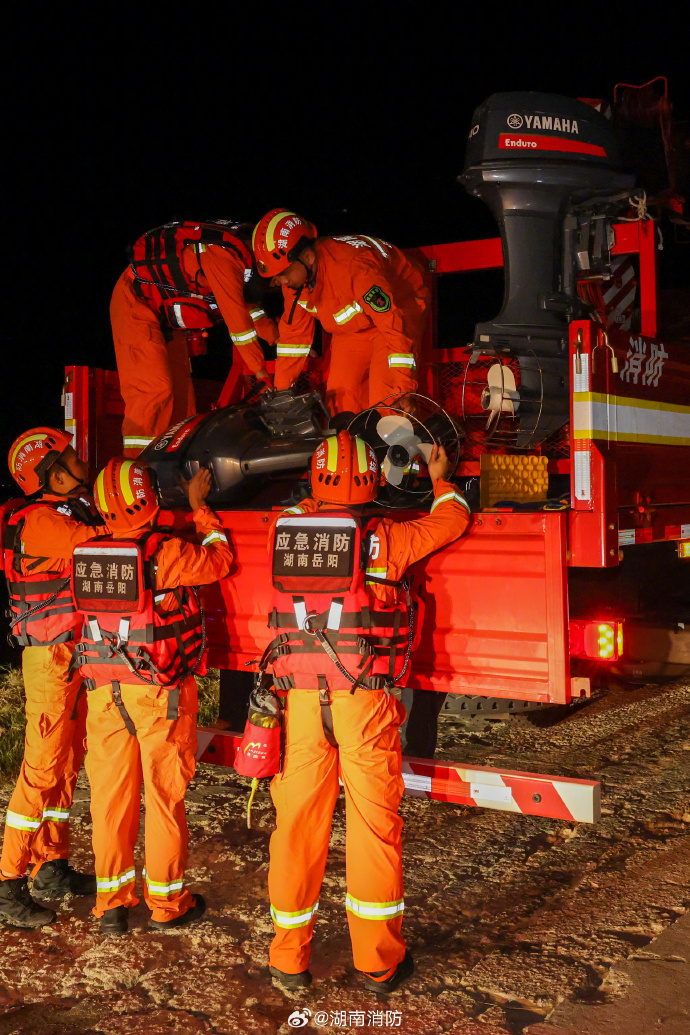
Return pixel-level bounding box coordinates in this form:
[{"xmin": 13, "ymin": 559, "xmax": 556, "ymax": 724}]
[
  {"xmin": 252, "ymin": 209, "xmax": 317, "ymax": 277},
  {"xmin": 8, "ymin": 427, "xmax": 73, "ymax": 495},
  {"xmin": 311, "ymin": 431, "xmax": 379, "ymax": 506},
  {"xmin": 94, "ymin": 458, "xmax": 160, "ymax": 533}
]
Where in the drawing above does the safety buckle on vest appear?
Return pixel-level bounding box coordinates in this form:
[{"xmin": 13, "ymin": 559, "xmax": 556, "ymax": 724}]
[
  {"xmin": 103, "ymin": 631, "xmax": 122, "ymax": 658},
  {"xmin": 301, "ymin": 611, "xmax": 319, "ymax": 636}
]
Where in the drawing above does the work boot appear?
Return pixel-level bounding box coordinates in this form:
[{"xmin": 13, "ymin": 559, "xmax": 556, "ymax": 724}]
[
  {"xmin": 100, "ymin": 905, "xmax": 129, "ymax": 936},
  {"xmin": 148, "ymin": 894, "xmax": 206, "ymax": 931},
  {"xmin": 32, "ymin": 859, "xmax": 97, "ymax": 897},
  {"xmin": 268, "ymin": 965, "xmax": 313, "ymax": 990},
  {"xmin": 0, "ymin": 877, "xmax": 56, "ymax": 928},
  {"xmin": 363, "ymin": 950, "xmax": 414, "ymax": 993}
]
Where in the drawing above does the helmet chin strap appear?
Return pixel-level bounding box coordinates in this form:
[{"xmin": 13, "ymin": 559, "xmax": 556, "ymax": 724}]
[
  {"xmin": 286, "ymin": 259, "xmax": 315, "ymax": 325},
  {"xmin": 47, "ymin": 458, "xmax": 91, "ymax": 497}
]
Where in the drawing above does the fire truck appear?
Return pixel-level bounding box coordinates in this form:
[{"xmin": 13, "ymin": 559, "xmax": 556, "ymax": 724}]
[{"xmin": 62, "ymin": 79, "xmax": 689, "ymax": 827}]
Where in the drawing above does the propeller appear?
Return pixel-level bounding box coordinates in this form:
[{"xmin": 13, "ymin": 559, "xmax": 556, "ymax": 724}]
[
  {"xmin": 376, "ymin": 415, "xmax": 433, "ymax": 486},
  {"xmin": 481, "ymin": 363, "xmax": 519, "ymax": 430}
]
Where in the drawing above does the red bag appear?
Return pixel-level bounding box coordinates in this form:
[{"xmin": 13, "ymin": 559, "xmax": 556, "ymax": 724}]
[{"xmin": 234, "ymin": 683, "xmax": 283, "ymax": 779}]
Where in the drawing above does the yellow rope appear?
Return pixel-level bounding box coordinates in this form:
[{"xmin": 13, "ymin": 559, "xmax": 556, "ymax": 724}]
[{"xmin": 246, "ymin": 777, "xmax": 259, "ymax": 829}]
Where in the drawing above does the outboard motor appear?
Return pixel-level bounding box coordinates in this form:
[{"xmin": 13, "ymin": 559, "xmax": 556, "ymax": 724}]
[
  {"xmin": 460, "ymin": 92, "xmax": 635, "ymax": 445},
  {"xmin": 141, "ymin": 390, "xmax": 330, "ymax": 508}
]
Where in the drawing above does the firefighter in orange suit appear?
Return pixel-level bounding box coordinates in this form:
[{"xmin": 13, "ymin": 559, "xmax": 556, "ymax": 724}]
[
  {"xmin": 253, "ymin": 210, "xmax": 430, "ymax": 415},
  {"xmin": 112, "ymin": 219, "xmax": 278, "ymax": 457},
  {"xmin": 264, "ymin": 431, "xmax": 470, "ymax": 992},
  {"xmin": 71, "ymin": 458, "xmax": 231, "ymax": 934},
  {"xmin": 0, "ymin": 428, "xmax": 105, "ymax": 929}
]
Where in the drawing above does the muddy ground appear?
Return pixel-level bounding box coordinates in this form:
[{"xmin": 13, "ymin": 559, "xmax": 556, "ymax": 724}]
[{"xmin": 3, "ymin": 677, "xmax": 690, "ymax": 1035}]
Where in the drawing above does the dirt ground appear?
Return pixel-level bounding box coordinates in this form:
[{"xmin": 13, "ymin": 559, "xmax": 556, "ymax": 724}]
[{"xmin": 3, "ymin": 677, "xmax": 690, "ymax": 1035}]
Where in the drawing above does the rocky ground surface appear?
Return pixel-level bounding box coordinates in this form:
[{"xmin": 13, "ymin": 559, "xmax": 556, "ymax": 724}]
[{"xmin": 3, "ymin": 677, "xmax": 690, "ymax": 1034}]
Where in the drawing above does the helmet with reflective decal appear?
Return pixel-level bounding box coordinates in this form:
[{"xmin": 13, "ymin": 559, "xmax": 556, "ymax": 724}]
[
  {"xmin": 252, "ymin": 209, "xmax": 317, "ymax": 277},
  {"xmin": 94, "ymin": 458, "xmax": 160, "ymax": 532},
  {"xmin": 310, "ymin": 430, "xmax": 378, "ymax": 506},
  {"xmin": 8, "ymin": 427, "xmax": 73, "ymax": 495}
]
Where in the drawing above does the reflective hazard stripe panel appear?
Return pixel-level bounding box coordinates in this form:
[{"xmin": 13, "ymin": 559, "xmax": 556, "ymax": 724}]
[
  {"xmin": 388, "ymin": 353, "xmax": 416, "ymax": 369},
  {"xmin": 366, "ymin": 567, "xmax": 388, "ymax": 581},
  {"xmin": 201, "ymin": 530, "xmax": 228, "ymax": 547},
  {"xmin": 5, "ymin": 810, "xmax": 41, "ymax": 831},
  {"xmin": 431, "ymin": 491, "xmax": 469, "ymax": 513},
  {"xmin": 143, "ymin": 870, "xmax": 185, "ymax": 896},
  {"xmin": 276, "ymin": 343, "xmax": 311, "ymax": 357},
  {"xmin": 249, "ymin": 307, "xmax": 267, "ymax": 321},
  {"xmin": 231, "ymin": 329, "xmax": 259, "ymax": 344},
  {"xmin": 333, "ymin": 301, "xmax": 363, "ymax": 325},
  {"xmin": 123, "ymin": 436, "xmax": 155, "ymax": 450},
  {"xmin": 42, "ymin": 807, "xmax": 69, "ymax": 822},
  {"xmin": 270, "ymin": 901, "xmax": 319, "ymax": 928},
  {"xmin": 345, "ymin": 894, "xmax": 404, "ymax": 918},
  {"xmin": 96, "ymin": 867, "xmax": 136, "ymax": 892}
]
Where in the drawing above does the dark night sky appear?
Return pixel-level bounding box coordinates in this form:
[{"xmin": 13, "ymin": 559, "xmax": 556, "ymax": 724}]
[{"xmin": 2, "ymin": 9, "xmax": 688, "ymax": 482}]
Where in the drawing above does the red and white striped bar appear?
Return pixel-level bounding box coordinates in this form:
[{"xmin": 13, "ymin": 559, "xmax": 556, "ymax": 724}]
[{"xmin": 196, "ymin": 729, "xmax": 600, "ymax": 824}]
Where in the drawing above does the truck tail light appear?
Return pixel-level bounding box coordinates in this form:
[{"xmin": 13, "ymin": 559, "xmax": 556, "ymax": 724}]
[
  {"xmin": 569, "ymin": 620, "xmax": 624, "ymax": 661},
  {"xmin": 678, "ymin": 541, "xmax": 690, "ymax": 559}
]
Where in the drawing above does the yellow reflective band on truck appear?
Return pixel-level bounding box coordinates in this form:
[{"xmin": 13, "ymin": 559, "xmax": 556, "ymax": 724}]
[
  {"xmin": 326, "ymin": 436, "xmax": 338, "ymax": 472},
  {"xmin": 231, "ymin": 329, "xmax": 259, "ymax": 344},
  {"xmin": 333, "ymin": 301, "xmax": 363, "ymax": 324},
  {"xmin": 345, "ymin": 893, "xmax": 404, "ymax": 918},
  {"xmin": 96, "ymin": 867, "xmax": 136, "ymax": 892},
  {"xmin": 276, "ymin": 343, "xmax": 311, "ymax": 357},
  {"xmin": 270, "ymin": 900, "xmax": 319, "ymax": 929},
  {"xmin": 356, "ymin": 437, "xmax": 368, "ymax": 473},
  {"xmin": 5, "ymin": 810, "xmax": 41, "ymax": 831},
  {"xmin": 118, "ymin": 460, "xmax": 136, "ymax": 505},
  {"xmin": 265, "ymin": 210, "xmax": 295, "ymax": 252},
  {"xmin": 388, "ymin": 353, "xmax": 416, "ymax": 369},
  {"xmin": 431, "ymin": 491, "xmax": 469, "ymax": 513}
]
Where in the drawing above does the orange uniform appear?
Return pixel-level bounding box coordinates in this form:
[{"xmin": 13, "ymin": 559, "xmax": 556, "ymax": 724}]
[
  {"xmin": 112, "ymin": 244, "xmax": 277, "ymax": 456},
  {"xmin": 1, "ymin": 498, "xmax": 105, "ymax": 880},
  {"xmin": 274, "ymin": 236, "xmax": 430, "ymax": 414},
  {"xmin": 267, "ymin": 479, "xmax": 470, "ymax": 975},
  {"xmin": 83, "ymin": 504, "xmax": 232, "ymax": 922}
]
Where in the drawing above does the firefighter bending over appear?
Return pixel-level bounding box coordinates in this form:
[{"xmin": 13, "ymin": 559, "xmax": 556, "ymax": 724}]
[
  {"xmin": 253, "ymin": 210, "xmax": 430, "ymax": 415},
  {"xmin": 0, "ymin": 428, "xmax": 105, "ymax": 928},
  {"xmin": 263, "ymin": 430, "xmax": 470, "ymax": 992},
  {"xmin": 70, "ymin": 459, "xmax": 231, "ymax": 934},
  {"xmin": 111, "ymin": 220, "xmax": 278, "ymax": 457}
]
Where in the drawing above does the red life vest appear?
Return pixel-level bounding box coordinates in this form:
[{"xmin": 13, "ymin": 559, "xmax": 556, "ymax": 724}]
[
  {"xmin": 130, "ymin": 219, "xmax": 253, "ymax": 331},
  {"xmin": 70, "ymin": 532, "xmax": 205, "ymax": 702},
  {"xmin": 2, "ymin": 497, "xmax": 100, "ymax": 647},
  {"xmin": 264, "ymin": 512, "xmax": 413, "ymax": 692}
]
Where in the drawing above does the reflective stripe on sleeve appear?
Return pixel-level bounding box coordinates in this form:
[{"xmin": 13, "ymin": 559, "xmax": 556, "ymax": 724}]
[
  {"xmin": 96, "ymin": 867, "xmax": 136, "ymax": 892},
  {"xmin": 388, "ymin": 353, "xmax": 416, "ymax": 369},
  {"xmin": 249, "ymin": 307, "xmax": 267, "ymax": 321},
  {"xmin": 284, "ymin": 505, "xmax": 305, "ymax": 515},
  {"xmin": 231, "ymin": 329, "xmax": 259, "ymax": 344},
  {"xmin": 123, "ymin": 436, "xmax": 155, "ymax": 450},
  {"xmin": 276, "ymin": 343, "xmax": 311, "ymax": 357},
  {"xmin": 5, "ymin": 810, "xmax": 41, "ymax": 831},
  {"xmin": 270, "ymin": 900, "xmax": 319, "ymax": 929},
  {"xmin": 365, "ymin": 567, "xmax": 388, "ymax": 580},
  {"xmin": 345, "ymin": 893, "xmax": 404, "ymax": 918},
  {"xmin": 333, "ymin": 301, "xmax": 363, "ymax": 325},
  {"xmin": 42, "ymin": 807, "xmax": 70, "ymax": 822},
  {"xmin": 298, "ymin": 300, "xmax": 318, "ymax": 313},
  {"xmin": 201, "ymin": 530, "xmax": 229, "ymax": 547},
  {"xmin": 431, "ymin": 491, "xmax": 469, "ymax": 513}
]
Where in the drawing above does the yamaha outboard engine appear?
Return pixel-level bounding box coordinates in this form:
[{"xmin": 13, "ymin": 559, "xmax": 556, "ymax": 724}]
[
  {"xmin": 141, "ymin": 390, "xmax": 329, "ymax": 508},
  {"xmin": 460, "ymin": 92, "xmax": 635, "ymax": 445}
]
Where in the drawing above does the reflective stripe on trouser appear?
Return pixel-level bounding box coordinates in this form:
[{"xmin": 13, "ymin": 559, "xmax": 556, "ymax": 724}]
[
  {"xmin": 111, "ymin": 271, "xmax": 196, "ymax": 459},
  {"xmin": 84, "ymin": 676, "xmax": 198, "ymax": 922},
  {"xmin": 268, "ymin": 686, "xmax": 407, "ymax": 974},
  {"xmin": 324, "ymin": 323, "xmax": 424, "ymax": 416},
  {"xmin": 0, "ymin": 643, "xmax": 87, "ymax": 879}
]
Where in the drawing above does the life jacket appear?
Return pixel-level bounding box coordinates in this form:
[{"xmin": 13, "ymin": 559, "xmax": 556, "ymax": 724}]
[
  {"xmin": 262, "ymin": 512, "xmax": 414, "ymax": 693},
  {"xmin": 129, "ymin": 219, "xmax": 253, "ymax": 331},
  {"xmin": 69, "ymin": 532, "xmax": 206, "ymax": 714},
  {"xmin": 2, "ymin": 496, "xmax": 101, "ymax": 647}
]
